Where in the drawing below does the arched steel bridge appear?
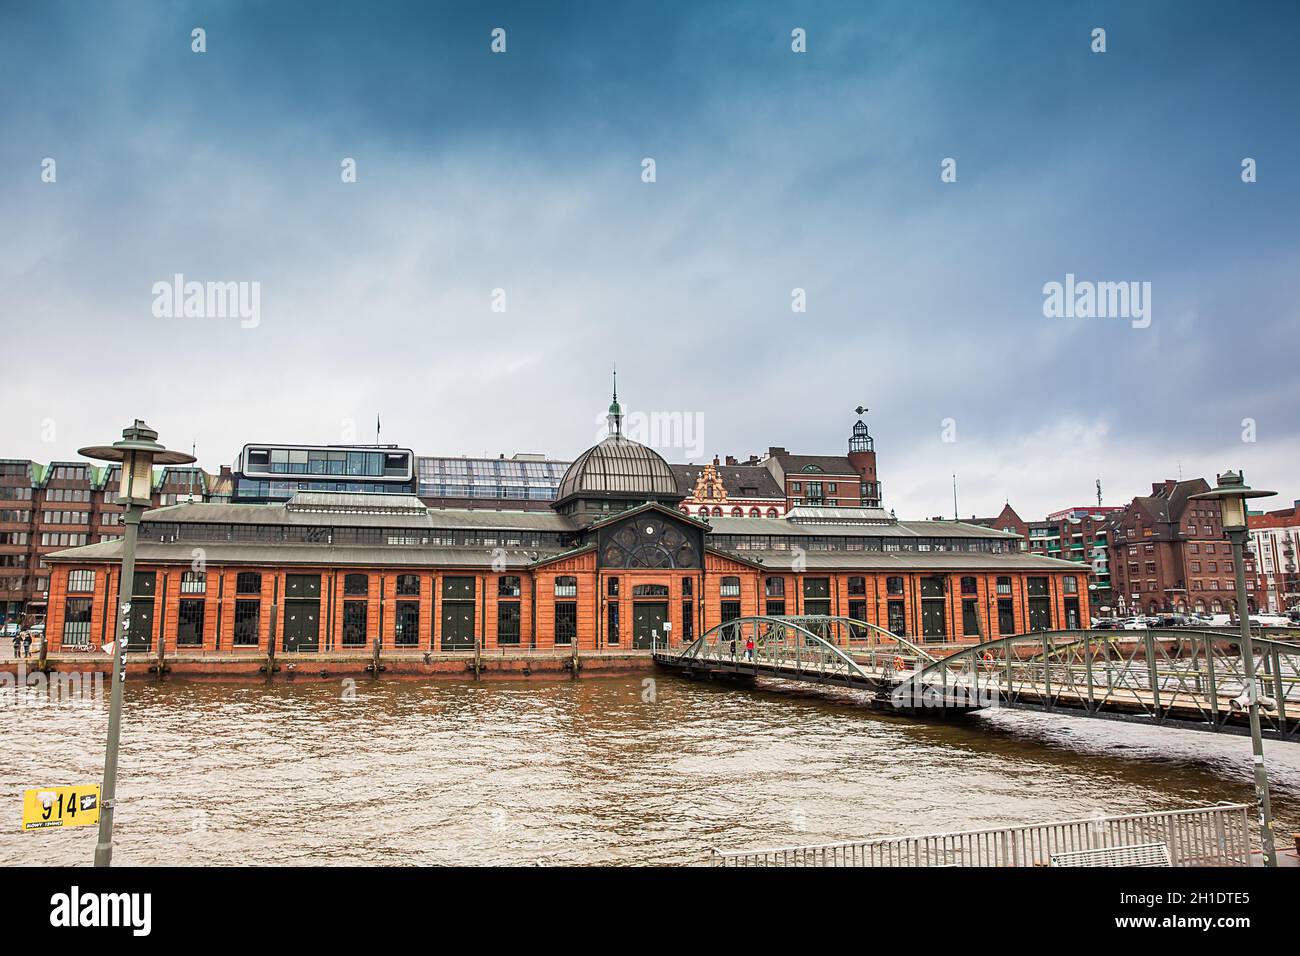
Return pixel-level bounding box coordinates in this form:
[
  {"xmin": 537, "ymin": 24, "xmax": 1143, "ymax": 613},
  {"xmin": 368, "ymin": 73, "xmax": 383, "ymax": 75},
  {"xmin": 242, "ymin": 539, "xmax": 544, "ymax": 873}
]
[{"xmin": 652, "ymin": 615, "xmax": 1300, "ymax": 741}]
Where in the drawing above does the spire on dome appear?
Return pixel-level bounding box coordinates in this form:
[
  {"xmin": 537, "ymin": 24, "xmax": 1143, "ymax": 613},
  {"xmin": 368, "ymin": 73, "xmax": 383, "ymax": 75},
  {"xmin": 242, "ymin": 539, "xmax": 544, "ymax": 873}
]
[{"xmin": 607, "ymin": 363, "xmax": 623, "ymax": 438}]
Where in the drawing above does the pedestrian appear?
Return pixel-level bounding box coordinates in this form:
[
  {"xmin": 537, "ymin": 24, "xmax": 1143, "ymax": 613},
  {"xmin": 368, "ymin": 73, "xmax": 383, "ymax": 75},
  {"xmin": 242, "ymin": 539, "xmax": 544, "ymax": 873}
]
[
  {"xmin": 10, "ymin": 632, "xmax": 19, "ymax": 659},
  {"xmin": 22, "ymin": 632, "xmax": 32, "ymax": 658},
  {"xmin": 744, "ymin": 636, "xmax": 755, "ymax": 661}
]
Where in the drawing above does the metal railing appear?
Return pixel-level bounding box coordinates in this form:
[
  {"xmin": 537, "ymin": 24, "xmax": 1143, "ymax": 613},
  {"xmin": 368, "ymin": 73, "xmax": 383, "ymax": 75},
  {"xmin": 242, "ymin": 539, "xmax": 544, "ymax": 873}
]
[
  {"xmin": 659, "ymin": 615, "xmax": 938, "ymax": 686},
  {"xmin": 709, "ymin": 803, "xmax": 1252, "ymax": 867},
  {"xmin": 889, "ymin": 629, "xmax": 1300, "ymax": 739}
]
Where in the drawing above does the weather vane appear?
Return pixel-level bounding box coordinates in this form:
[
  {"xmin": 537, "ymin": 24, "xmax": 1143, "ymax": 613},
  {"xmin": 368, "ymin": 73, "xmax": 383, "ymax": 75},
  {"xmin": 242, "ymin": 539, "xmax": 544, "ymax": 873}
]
[{"xmin": 854, "ymin": 405, "xmax": 868, "ymax": 417}]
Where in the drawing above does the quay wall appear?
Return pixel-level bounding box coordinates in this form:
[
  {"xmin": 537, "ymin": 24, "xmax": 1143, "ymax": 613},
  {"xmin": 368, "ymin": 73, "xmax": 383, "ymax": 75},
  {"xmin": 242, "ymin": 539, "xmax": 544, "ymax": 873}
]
[{"xmin": 0, "ymin": 650, "xmax": 657, "ymax": 682}]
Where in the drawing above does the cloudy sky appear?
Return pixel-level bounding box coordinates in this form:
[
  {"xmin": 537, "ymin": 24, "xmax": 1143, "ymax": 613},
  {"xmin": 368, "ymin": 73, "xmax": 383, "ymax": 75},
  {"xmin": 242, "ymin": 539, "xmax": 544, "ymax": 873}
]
[{"xmin": 2, "ymin": 0, "xmax": 1297, "ymax": 519}]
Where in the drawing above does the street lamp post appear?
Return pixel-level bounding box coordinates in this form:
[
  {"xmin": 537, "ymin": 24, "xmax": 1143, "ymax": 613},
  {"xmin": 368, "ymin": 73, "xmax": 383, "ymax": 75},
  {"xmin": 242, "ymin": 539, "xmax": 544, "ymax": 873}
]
[
  {"xmin": 1191, "ymin": 470, "xmax": 1277, "ymax": 867},
  {"xmin": 79, "ymin": 421, "xmax": 194, "ymax": 867}
]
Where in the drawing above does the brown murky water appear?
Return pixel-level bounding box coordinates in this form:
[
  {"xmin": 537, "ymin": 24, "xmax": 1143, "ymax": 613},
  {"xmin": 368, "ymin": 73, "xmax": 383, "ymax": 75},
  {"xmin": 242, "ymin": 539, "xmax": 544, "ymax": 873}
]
[{"xmin": 3, "ymin": 673, "xmax": 1299, "ymax": 865}]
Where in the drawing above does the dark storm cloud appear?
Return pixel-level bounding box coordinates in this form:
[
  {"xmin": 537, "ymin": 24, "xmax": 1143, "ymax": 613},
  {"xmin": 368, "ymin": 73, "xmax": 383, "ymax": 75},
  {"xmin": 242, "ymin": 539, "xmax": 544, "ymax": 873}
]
[{"xmin": 1, "ymin": 0, "xmax": 1297, "ymax": 517}]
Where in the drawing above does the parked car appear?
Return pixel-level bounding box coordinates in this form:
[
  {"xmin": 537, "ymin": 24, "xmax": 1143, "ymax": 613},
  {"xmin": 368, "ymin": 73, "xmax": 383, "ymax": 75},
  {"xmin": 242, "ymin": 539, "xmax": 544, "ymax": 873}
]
[
  {"xmin": 1249, "ymin": 613, "xmax": 1292, "ymax": 628},
  {"xmin": 1092, "ymin": 619, "xmax": 1121, "ymax": 630},
  {"xmin": 1121, "ymin": 617, "xmax": 1148, "ymax": 630},
  {"xmin": 1, "ymin": 622, "xmax": 18, "ymax": 638}
]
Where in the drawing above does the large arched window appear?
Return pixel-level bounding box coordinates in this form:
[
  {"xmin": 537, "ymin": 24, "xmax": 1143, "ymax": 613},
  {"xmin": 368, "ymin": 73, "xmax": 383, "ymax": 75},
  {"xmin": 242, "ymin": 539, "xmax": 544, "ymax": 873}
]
[
  {"xmin": 749, "ymin": 507, "xmax": 760, "ymax": 517},
  {"xmin": 766, "ymin": 508, "xmax": 778, "ymax": 518},
  {"xmin": 731, "ymin": 507, "xmax": 743, "ymax": 518},
  {"xmin": 711, "ymin": 506, "xmax": 722, "ymax": 517}
]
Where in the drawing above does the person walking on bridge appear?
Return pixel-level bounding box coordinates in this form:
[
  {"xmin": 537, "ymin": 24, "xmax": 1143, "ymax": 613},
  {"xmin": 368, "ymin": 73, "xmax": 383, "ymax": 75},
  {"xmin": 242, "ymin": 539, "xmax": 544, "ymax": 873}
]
[{"xmin": 744, "ymin": 636, "xmax": 754, "ymax": 661}]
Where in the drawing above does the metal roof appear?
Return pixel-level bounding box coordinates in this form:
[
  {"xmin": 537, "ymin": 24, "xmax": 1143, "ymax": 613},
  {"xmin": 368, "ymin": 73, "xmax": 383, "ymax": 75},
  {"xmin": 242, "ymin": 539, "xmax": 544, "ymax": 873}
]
[
  {"xmin": 711, "ymin": 549, "xmax": 1089, "ymax": 572},
  {"xmin": 45, "ymin": 540, "xmax": 561, "ymax": 569},
  {"xmin": 138, "ymin": 499, "xmax": 577, "ymax": 532},
  {"xmin": 556, "ymin": 437, "xmax": 680, "ymax": 501},
  {"xmin": 784, "ymin": 505, "xmax": 893, "ymax": 523},
  {"xmin": 285, "ymin": 492, "xmax": 429, "ymax": 513},
  {"xmin": 705, "ymin": 515, "xmax": 1020, "ymax": 539}
]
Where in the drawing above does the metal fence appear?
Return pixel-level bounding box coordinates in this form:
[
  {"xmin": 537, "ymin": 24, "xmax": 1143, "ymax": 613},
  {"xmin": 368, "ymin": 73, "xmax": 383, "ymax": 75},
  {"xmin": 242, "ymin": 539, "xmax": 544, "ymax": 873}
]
[{"xmin": 709, "ymin": 803, "xmax": 1251, "ymax": 867}]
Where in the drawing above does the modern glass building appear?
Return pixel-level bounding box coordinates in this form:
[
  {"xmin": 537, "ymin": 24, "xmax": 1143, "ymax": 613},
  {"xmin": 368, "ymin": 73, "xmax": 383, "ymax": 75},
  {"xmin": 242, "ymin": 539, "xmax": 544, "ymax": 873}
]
[{"xmin": 233, "ymin": 444, "xmax": 416, "ymax": 502}]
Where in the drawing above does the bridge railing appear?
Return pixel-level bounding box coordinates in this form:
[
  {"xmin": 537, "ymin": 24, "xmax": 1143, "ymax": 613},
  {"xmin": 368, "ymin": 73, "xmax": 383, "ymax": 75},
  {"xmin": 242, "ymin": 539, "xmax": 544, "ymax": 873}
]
[
  {"xmin": 659, "ymin": 615, "xmax": 936, "ymax": 681},
  {"xmin": 708, "ymin": 803, "xmax": 1252, "ymax": 867},
  {"xmin": 888, "ymin": 629, "xmax": 1300, "ymax": 738},
  {"xmin": 664, "ymin": 616, "xmax": 886, "ymax": 685}
]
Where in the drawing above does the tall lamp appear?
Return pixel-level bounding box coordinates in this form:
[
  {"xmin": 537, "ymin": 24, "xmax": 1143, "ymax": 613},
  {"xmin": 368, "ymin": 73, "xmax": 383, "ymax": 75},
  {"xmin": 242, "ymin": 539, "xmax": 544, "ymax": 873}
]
[
  {"xmin": 1190, "ymin": 470, "xmax": 1276, "ymax": 866},
  {"xmin": 79, "ymin": 421, "xmax": 194, "ymax": 867}
]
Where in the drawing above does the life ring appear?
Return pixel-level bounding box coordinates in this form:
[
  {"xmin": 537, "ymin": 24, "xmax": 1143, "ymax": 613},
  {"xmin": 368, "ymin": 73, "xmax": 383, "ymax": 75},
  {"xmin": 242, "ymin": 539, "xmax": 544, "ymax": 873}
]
[
  {"xmin": 981, "ymin": 651, "xmax": 997, "ymax": 670},
  {"xmin": 892, "ymin": 655, "xmax": 906, "ymax": 671}
]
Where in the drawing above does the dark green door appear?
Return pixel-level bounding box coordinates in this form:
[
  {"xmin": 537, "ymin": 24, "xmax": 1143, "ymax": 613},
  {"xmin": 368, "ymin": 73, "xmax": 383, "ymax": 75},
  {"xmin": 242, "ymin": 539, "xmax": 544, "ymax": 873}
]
[
  {"xmin": 126, "ymin": 600, "xmax": 154, "ymax": 652},
  {"xmin": 1064, "ymin": 598, "xmax": 1081, "ymax": 630},
  {"xmin": 997, "ymin": 599, "xmax": 1015, "ymax": 635},
  {"xmin": 283, "ymin": 602, "xmax": 319, "ymax": 652},
  {"xmin": 441, "ymin": 602, "xmax": 475, "ymax": 651},
  {"xmin": 632, "ymin": 602, "xmax": 667, "ymax": 649},
  {"xmin": 921, "ymin": 600, "xmax": 947, "ymax": 642}
]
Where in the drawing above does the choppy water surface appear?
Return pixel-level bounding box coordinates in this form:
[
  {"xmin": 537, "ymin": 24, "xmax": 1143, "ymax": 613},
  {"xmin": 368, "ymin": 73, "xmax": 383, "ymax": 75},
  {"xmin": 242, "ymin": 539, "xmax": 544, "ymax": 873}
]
[{"xmin": 3, "ymin": 673, "xmax": 1298, "ymax": 865}]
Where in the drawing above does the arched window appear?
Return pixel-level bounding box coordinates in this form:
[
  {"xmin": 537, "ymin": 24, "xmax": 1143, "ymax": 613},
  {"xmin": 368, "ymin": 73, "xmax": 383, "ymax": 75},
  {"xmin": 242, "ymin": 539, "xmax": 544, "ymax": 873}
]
[
  {"xmin": 766, "ymin": 508, "xmax": 778, "ymax": 518},
  {"xmin": 712, "ymin": 506, "xmax": 722, "ymax": 517},
  {"xmin": 344, "ymin": 573, "xmax": 368, "ymax": 596},
  {"xmin": 731, "ymin": 507, "xmax": 742, "ymax": 518},
  {"xmin": 748, "ymin": 508, "xmax": 760, "ymax": 517}
]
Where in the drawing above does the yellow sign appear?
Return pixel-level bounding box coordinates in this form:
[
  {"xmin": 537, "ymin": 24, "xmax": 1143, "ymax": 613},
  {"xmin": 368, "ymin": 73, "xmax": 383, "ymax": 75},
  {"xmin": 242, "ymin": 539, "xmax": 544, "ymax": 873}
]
[{"xmin": 22, "ymin": 785, "xmax": 100, "ymax": 831}]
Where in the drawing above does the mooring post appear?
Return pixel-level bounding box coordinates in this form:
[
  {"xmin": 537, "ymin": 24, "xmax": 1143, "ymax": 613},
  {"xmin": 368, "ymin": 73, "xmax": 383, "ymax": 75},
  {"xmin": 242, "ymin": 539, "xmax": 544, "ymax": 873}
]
[
  {"xmin": 372, "ymin": 637, "xmax": 381, "ymax": 677},
  {"xmin": 156, "ymin": 633, "xmax": 166, "ymax": 681},
  {"xmin": 37, "ymin": 634, "xmax": 48, "ymax": 672},
  {"xmin": 266, "ymin": 607, "xmax": 277, "ymax": 678}
]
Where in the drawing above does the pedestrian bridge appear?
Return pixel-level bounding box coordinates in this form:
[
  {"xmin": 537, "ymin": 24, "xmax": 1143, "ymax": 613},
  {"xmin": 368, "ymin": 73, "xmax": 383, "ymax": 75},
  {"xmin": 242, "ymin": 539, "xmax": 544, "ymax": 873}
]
[{"xmin": 651, "ymin": 616, "xmax": 1300, "ymax": 741}]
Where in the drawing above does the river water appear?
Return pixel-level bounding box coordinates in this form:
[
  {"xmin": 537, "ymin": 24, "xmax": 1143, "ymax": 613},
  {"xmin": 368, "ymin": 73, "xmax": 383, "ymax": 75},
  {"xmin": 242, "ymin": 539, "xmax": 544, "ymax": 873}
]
[{"xmin": 3, "ymin": 673, "xmax": 1299, "ymax": 865}]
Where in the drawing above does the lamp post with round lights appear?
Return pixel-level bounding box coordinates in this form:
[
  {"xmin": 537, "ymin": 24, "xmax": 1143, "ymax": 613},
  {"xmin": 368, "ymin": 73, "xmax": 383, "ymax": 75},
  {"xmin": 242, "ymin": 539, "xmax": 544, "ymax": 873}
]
[
  {"xmin": 1190, "ymin": 470, "xmax": 1277, "ymax": 866},
  {"xmin": 79, "ymin": 421, "xmax": 195, "ymax": 867}
]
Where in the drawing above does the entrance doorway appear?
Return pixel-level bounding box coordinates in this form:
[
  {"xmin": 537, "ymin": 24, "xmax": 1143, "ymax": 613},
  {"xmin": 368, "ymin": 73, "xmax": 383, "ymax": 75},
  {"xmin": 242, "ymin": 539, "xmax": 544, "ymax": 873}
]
[
  {"xmin": 1064, "ymin": 597, "xmax": 1081, "ymax": 630},
  {"xmin": 632, "ymin": 602, "xmax": 667, "ymax": 649}
]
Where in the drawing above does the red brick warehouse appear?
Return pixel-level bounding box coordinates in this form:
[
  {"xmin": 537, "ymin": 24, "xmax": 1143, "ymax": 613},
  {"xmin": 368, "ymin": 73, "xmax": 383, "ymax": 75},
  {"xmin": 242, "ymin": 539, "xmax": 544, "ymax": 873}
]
[{"xmin": 43, "ymin": 393, "xmax": 1089, "ymax": 655}]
